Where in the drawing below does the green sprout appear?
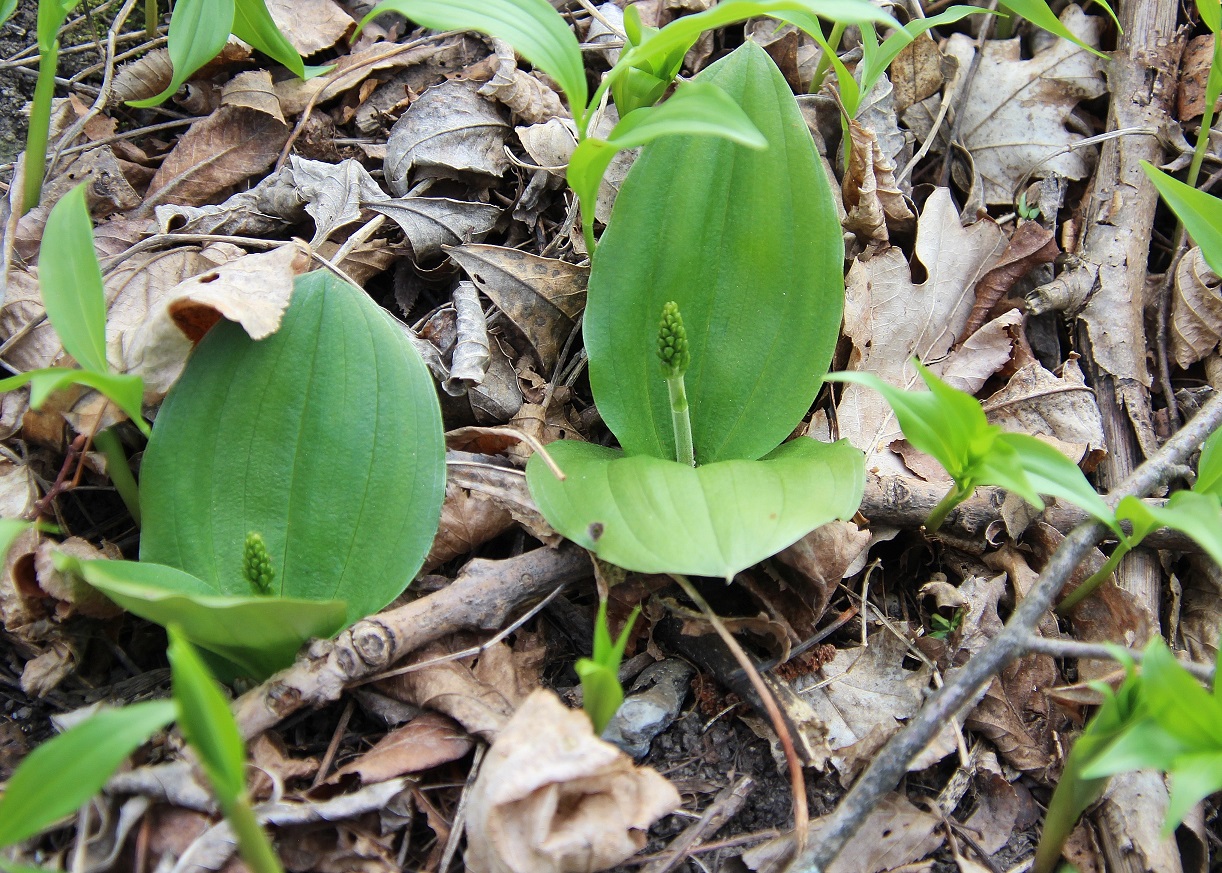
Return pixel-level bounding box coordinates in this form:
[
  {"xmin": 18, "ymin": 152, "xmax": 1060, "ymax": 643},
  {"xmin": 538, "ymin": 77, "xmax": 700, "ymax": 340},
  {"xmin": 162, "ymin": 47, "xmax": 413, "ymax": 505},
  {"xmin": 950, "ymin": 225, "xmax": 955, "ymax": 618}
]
[
  {"xmin": 658, "ymin": 301, "xmax": 695, "ymax": 466},
  {"xmin": 575, "ymin": 600, "xmax": 640, "ymax": 733},
  {"xmin": 1017, "ymin": 193, "xmax": 1042, "ymax": 221},
  {"xmin": 242, "ymin": 532, "xmax": 275, "ymax": 596}
]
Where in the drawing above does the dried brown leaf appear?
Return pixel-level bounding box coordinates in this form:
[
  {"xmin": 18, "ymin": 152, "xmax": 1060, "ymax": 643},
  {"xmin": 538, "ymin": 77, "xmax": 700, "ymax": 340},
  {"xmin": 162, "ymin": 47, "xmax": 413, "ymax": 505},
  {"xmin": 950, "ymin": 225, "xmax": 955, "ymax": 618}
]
[
  {"xmin": 941, "ymin": 309, "xmax": 1024, "ymax": 396},
  {"xmin": 464, "ymin": 689, "xmax": 680, "ymax": 873},
  {"xmin": 891, "ymin": 35, "xmax": 948, "ymax": 113},
  {"xmin": 220, "ymin": 69, "xmax": 284, "ymax": 123},
  {"xmin": 446, "ymin": 245, "xmax": 587, "ymax": 372},
  {"xmin": 143, "ymin": 106, "xmax": 289, "ymax": 211},
  {"xmin": 330, "ymin": 712, "xmax": 473, "ymax": 784},
  {"xmin": 1172, "ymin": 245, "xmax": 1222, "ymax": 368},
  {"xmin": 266, "ymin": 0, "xmax": 354, "ymax": 56},
  {"xmin": 842, "ymin": 118, "xmax": 914, "ymax": 247},
  {"xmin": 367, "ymin": 197, "xmax": 501, "ymax": 260},
  {"xmin": 425, "ymin": 482, "xmax": 515, "ymax": 570},
  {"xmin": 1179, "ymin": 35, "xmax": 1220, "ymax": 121},
  {"xmin": 964, "ymin": 220, "xmax": 1059, "ymax": 337},
  {"xmin": 983, "ymin": 359, "xmax": 1106, "ymax": 460}
]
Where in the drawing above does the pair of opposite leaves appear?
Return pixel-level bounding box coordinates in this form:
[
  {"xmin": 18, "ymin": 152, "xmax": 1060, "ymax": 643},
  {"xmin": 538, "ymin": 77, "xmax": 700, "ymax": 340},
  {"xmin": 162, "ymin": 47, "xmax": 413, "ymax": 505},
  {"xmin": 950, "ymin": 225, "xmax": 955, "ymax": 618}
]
[{"xmin": 525, "ymin": 42, "xmax": 865, "ymax": 580}]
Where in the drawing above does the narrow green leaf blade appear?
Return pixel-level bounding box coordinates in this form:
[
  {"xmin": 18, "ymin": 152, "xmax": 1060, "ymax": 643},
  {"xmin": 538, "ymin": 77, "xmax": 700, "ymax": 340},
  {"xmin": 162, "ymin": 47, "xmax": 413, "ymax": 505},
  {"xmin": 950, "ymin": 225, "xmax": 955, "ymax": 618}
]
[
  {"xmin": 168, "ymin": 628, "xmax": 247, "ymax": 803},
  {"xmin": 139, "ymin": 271, "xmax": 445, "ymax": 627},
  {"xmin": 1139, "ymin": 637, "xmax": 1222, "ymax": 749},
  {"xmin": 587, "ymin": 42, "xmax": 845, "ymax": 462},
  {"xmin": 0, "ymin": 0, "xmax": 19, "ymax": 27},
  {"xmin": 2, "ymin": 367, "xmax": 148, "ymax": 435},
  {"xmin": 358, "ymin": 0, "xmax": 586, "ymax": 118},
  {"xmin": 1165, "ymin": 753, "xmax": 1222, "ymax": 833},
  {"xmin": 527, "ymin": 437, "xmax": 865, "ymax": 579},
  {"xmin": 231, "ymin": 0, "xmax": 305, "ymax": 79},
  {"xmin": 1199, "ymin": 0, "xmax": 1221, "ymax": 34},
  {"xmin": 1120, "ymin": 490, "xmax": 1222, "ymax": 569},
  {"xmin": 0, "ymin": 700, "xmax": 176, "ymax": 847},
  {"xmin": 999, "ymin": 0, "xmax": 1110, "ymax": 58},
  {"xmin": 994, "ymin": 432, "xmax": 1114, "ymax": 526},
  {"xmin": 63, "ymin": 556, "xmax": 347, "ymax": 679},
  {"xmin": 38, "ymin": 185, "xmax": 107, "ymax": 373},
  {"xmin": 1142, "ymin": 161, "xmax": 1222, "ymax": 275},
  {"xmin": 127, "ymin": 0, "xmax": 235, "ymax": 107},
  {"xmin": 576, "ymin": 659, "xmax": 624, "ymax": 733},
  {"xmin": 1195, "ymin": 427, "xmax": 1222, "ymax": 497}
]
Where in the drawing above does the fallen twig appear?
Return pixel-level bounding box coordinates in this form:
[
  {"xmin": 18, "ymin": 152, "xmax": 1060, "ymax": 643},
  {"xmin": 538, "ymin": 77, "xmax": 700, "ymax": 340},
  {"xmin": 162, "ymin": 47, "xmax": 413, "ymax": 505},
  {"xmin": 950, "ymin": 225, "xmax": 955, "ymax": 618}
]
[{"xmin": 789, "ymin": 391, "xmax": 1222, "ymax": 873}]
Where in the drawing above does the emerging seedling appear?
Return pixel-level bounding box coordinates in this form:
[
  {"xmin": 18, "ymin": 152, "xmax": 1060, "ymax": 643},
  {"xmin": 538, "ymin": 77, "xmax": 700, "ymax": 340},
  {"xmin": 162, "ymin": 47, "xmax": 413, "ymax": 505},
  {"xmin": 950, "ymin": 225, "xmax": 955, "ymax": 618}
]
[
  {"xmin": 657, "ymin": 302, "xmax": 694, "ymax": 466},
  {"xmin": 827, "ymin": 362, "xmax": 1114, "ymax": 532},
  {"xmin": 576, "ymin": 601, "xmax": 640, "ymax": 733}
]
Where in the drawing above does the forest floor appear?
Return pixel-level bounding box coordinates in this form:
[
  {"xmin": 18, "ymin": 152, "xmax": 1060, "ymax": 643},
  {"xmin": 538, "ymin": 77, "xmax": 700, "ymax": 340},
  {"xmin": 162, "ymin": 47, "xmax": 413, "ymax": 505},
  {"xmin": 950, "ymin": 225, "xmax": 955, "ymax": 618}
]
[{"xmin": 0, "ymin": 0, "xmax": 1220, "ymax": 871}]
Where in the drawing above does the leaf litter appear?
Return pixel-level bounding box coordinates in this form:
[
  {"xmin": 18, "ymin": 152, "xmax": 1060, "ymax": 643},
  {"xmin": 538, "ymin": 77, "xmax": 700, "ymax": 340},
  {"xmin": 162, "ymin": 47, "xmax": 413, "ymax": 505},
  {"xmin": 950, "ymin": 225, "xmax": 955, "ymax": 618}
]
[{"xmin": 0, "ymin": 1, "xmax": 1218, "ymax": 872}]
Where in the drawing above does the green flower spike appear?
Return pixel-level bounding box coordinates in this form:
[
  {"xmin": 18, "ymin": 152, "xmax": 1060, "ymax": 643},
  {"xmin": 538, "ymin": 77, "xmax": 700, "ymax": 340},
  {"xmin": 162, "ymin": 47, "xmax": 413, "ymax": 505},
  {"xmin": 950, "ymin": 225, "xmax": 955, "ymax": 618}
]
[
  {"xmin": 242, "ymin": 532, "xmax": 275, "ymax": 596},
  {"xmin": 658, "ymin": 302, "xmax": 694, "ymax": 466}
]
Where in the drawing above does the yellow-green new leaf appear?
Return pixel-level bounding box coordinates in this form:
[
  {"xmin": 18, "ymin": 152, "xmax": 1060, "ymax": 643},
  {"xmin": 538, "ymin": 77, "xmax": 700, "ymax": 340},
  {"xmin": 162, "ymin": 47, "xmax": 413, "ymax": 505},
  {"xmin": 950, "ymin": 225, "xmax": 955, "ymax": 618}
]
[
  {"xmin": 39, "ymin": 185, "xmax": 108, "ymax": 374},
  {"xmin": 0, "ymin": 700, "xmax": 176, "ymax": 848},
  {"xmin": 128, "ymin": 0, "xmax": 235, "ymax": 107},
  {"xmin": 232, "ymin": 0, "xmax": 306, "ymax": 79},
  {"xmin": 1143, "ymin": 161, "xmax": 1222, "ymax": 275},
  {"xmin": 527, "ymin": 437, "xmax": 864, "ymax": 580}
]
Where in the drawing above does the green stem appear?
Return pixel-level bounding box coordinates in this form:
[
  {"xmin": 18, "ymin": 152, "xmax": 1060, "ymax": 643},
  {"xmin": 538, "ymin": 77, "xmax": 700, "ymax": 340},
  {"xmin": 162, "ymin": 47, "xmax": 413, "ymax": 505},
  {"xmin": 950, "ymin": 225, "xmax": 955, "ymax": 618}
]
[
  {"xmin": 23, "ymin": 41, "xmax": 59, "ymax": 214},
  {"xmin": 666, "ymin": 373, "xmax": 694, "ymax": 466},
  {"xmin": 810, "ymin": 22, "xmax": 844, "ymax": 92},
  {"xmin": 925, "ymin": 483, "xmax": 970, "ymax": 533},
  {"xmin": 221, "ymin": 795, "xmax": 284, "ymax": 873},
  {"xmin": 1188, "ymin": 48, "xmax": 1222, "ymax": 188},
  {"xmin": 145, "ymin": 0, "xmax": 157, "ymax": 40},
  {"xmin": 94, "ymin": 427, "xmax": 141, "ymax": 527},
  {"xmin": 1056, "ymin": 541, "xmax": 1130, "ymax": 614}
]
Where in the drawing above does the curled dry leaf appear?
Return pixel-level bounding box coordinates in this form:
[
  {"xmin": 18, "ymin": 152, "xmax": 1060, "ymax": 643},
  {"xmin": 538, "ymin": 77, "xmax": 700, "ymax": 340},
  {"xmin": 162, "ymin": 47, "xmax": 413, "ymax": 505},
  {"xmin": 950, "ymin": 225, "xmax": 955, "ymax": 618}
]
[
  {"xmin": 220, "ymin": 70, "xmax": 285, "ymax": 124},
  {"xmin": 940, "ymin": 309, "xmax": 1025, "ymax": 396},
  {"xmin": 479, "ymin": 39, "xmax": 569, "ymax": 124},
  {"xmin": 842, "ymin": 118, "xmax": 914, "ymax": 247},
  {"xmin": 517, "ymin": 118, "xmax": 579, "ymax": 172},
  {"xmin": 983, "ymin": 359, "xmax": 1106, "ymax": 462},
  {"xmin": 424, "ymin": 480, "xmax": 516, "ymax": 570},
  {"xmin": 33, "ymin": 537, "xmax": 124, "ymax": 620},
  {"xmin": 111, "ymin": 48, "xmax": 175, "ymax": 105},
  {"xmin": 464, "ymin": 689, "xmax": 680, "ymax": 873},
  {"xmin": 287, "ymin": 156, "xmax": 389, "ymax": 247},
  {"xmin": 329, "ymin": 711, "xmax": 474, "ymax": 785},
  {"xmin": 943, "ymin": 5, "xmax": 1107, "ymax": 204},
  {"xmin": 446, "ymin": 245, "xmax": 588, "ymax": 372},
  {"xmin": 119, "ymin": 242, "xmax": 309, "ymax": 399},
  {"xmin": 964, "ymin": 219, "xmax": 1060, "ymax": 337},
  {"xmin": 775, "ymin": 520, "xmax": 872, "ymax": 621},
  {"xmin": 1172, "ymin": 245, "xmax": 1222, "ymax": 368},
  {"xmin": 385, "ymin": 80, "xmax": 511, "ymax": 194},
  {"xmin": 1179, "ymin": 35, "xmax": 1220, "ymax": 121},
  {"xmin": 891, "ymin": 34, "xmax": 950, "ymax": 114},
  {"xmin": 446, "ymin": 281, "xmax": 491, "ymax": 395}
]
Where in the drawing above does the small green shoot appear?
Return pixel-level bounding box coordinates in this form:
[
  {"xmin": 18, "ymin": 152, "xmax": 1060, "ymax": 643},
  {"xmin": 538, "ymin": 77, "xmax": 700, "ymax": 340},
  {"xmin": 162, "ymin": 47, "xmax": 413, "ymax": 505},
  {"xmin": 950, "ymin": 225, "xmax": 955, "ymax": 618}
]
[
  {"xmin": 128, "ymin": 0, "xmax": 316, "ymax": 108},
  {"xmin": 0, "ymin": 185, "xmax": 149, "ymax": 434},
  {"xmin": 657, "ymin": 302, "xmax": 694, "ymax": 466},
  {"xmin": 827, "ymin": 362, "xmax": 1114, "ymax": 532},
  {"xmin": 242, "ymin": 532, "xmax": 275, "ymax": 596},
  {"xmin": 1192, "ymin": 0, "xmax": 1222, "ymax": 186},
  {"xmin": 0, "ymin": 699, "xmax": 177, "ymax": 850},
  {"xmin": 22, "ymin": 0, "xmax": 84, "ymax": 212},
  {"xmin": 1059, "ymin": 427, "xmax": 1222, "ymax": 613},
  {"xmin": 167, "ymin": 626, "xmax": 284, "ymax": 873},
  {"xmin": 575, "ymin": 600, "xmax": 640, "ymax": 733},
  {"xmin": 1017, "ymin": 193, "xmax": 1042, "ymax": 221},
  {"xmin": 928, "ymin": 609, "xmax": 962, "ymax": 640}
]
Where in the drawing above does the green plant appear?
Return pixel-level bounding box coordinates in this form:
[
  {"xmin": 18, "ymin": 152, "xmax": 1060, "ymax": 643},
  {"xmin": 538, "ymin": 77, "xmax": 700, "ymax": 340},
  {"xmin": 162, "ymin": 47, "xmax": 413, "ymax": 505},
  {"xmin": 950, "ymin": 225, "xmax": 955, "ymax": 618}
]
[
  {"xmin": 1034, "ymin": 641, "xmax": 1222, "ymax": 873},
  {"xmin": 576, "ymin": 600, "xmax": 640, "ymax": 733},
  {"xmin": 826, "ymin": 362, "xmax": 1114, "ymax": 532},
  {"xmin": 21, "ymin": 0, "xmax": 83, "ymax": 213},
  {"xmin": 57, "ymin": 269, "xmax": 447, "ymax": 679},
  {"xmin": 1017, "ymin": 193, "xmax": 1042, "ymax": 221},
  {"xmin": 928, "ymin": 609, "xmax": 962, "ymax": 640},
  {"xmin": 0, "ymin": 184, "xmax": 148, "ymax": 436},
  {"xmin": 129, "ymin": 0, "xmax": 321, "ymax": 108},
  {"xmin": 357, "ymin": 0, "xmax": 896, "ymax": 251},
  {"xmin": 0, "ymin": 629, "xmax": 283, "ymax": 873},
  {"xmin": 526, "ymin": 43, "xmax": 865, "ymax": 580},
  {"xmin": 1189, "ymin": 0, "xmax": 1222, "ymax": 186}
]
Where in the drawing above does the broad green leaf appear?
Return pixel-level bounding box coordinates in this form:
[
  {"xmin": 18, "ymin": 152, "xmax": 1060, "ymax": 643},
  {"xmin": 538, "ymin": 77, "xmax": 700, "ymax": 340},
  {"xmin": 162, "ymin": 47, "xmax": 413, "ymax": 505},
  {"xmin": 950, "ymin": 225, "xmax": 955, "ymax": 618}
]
[
  {"xmin": 0, "ymin": 368, "xmax": 148, "ymax": 436},
  {"xmin": 1195, "ymin": 427, "xmax": 1222, "ymax": 497},
  {"xmin": 358, "ymin": 0, "xmax": 587, "ymax": 122},
  {"xmin": 526, "ymin": 437, "xmax": 864, "ymax": 579},
  {"xmin": 59, "ymin": 555, "xmax": 347, "ymax": 679},
  {"xmin": 827, "ymin": 366, "xmax": 989, "ymax": 479},
  {"xmin": 0, "ymin": 0, "xmax": 18, "ymax": 28},
  {"xmin": 0, "ymin": 699, "xmax": 176, "ymax": 847},
  {"xmin": 140, "ymin": 270, "xmax": 445, "ymax": 628},
  {"xmin": 1199, "ymin": 0, "xmax": 1221, "ymax": 34},
  {"xmin": 568, "ymin": 81, "xmax": 765, "ymax": 245},
  {"xmin": 39, "ymin": 185, "xmax": 107, "ymax": 373},
  {"xmin": 607, "ymin": 0, "xmax": 897, "ymax": 103},
  {"xmin": 127, "ymin": 0, "xmax": 235, "ymax": 107},
  {"xmin": 1118, "ymin": 490, "xmax": 1222, "ymax": 568},
  {"xmin": 231, "ymin": 0, "xmax": 305, "ymax": 79},
  {"xmin": 1142, "ymin": 161, "xmax": 1222, "ymax": 275},
  {"xmin": 1079, "ymin": 717, "xmax": 1189, "ymax": 778},
  {"xmin": 1034, "ymin": 660, "xmax": 1143, "ymax": 873},
  {"xmin": 1165, "ymin": 753, "xmax": 1222, "ymax": 833},
  {"xmin": 1140, "ymin": 638, "xmax": 1222, "ymax": 749},
  {"xmin": 587, "ymin": 43, "xmax": 845, "ymax": 463},
  {"xmin": 999, "ymin": 0, "xmax": 1112, "ymax": 58},
  {"xmin": 168, "ymin": 628, "xmax": 247, "ymax": 804},
  {"xmin": 995, "ymin": 432, "xmax": 1114, "ymax": 526}
]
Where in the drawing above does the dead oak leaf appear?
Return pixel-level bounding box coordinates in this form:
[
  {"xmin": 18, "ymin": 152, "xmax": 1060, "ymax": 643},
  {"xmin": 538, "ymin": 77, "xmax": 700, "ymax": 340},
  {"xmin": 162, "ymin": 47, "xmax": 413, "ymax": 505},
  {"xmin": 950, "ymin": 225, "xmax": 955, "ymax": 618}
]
[{"xmin": 944, "ymin": 5, "xmax": 1107, "ymax": 205}]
